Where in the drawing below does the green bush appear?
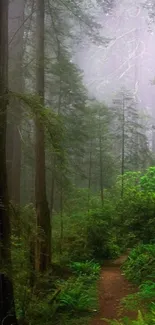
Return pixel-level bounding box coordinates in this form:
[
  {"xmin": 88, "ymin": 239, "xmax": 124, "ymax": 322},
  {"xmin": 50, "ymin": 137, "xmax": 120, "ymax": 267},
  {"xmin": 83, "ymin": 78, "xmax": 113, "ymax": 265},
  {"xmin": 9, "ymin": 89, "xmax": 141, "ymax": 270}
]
[
  {"xmin": 102, "ymin": 310, "xmax": 150, "ymax": 324},
  {"xmin": 122, "ymin": 281, "xmax": 155, "ymax": 313},
  {"xmin": 87, "ymin": 207, "xmax": 121, "ymax": 260},
  {"xmin": 139, "ymin": 281, "xmax": 155, "ymax": 303},
  {"xmin": 57, "ymin": 276, "xmax": 98, "ymax": 312},
  {"xmin": 14, "ymin": 268, "xmax": 98, "ymax": 323},
  {"xmin": 122, "ymin": 244, "xmax": 155, "ymax": 285},
  {"xmin": 113, "ymin": 168, "xmax": 155, "ymax": 246},
  {"xmin": 53, "ymin": 204, "xmax": 121, "ymax": 263},
  {"xmin": 26, "ymin": 291, "xmax": 60, "ymax": 324},
  {"xmin": 140, "ymin": 167, "xmax": 155, "ymax": 192},
  {"xmin": 52, "ymin": 211, "xmax": 93, "ymax": 263},
  {"xmin": 69, "ymin": 260, "xmax": 101, "ymax": 277},
  {"xmin": 121, "ymin": 245, "xmax": 155, "ymax": 322}
]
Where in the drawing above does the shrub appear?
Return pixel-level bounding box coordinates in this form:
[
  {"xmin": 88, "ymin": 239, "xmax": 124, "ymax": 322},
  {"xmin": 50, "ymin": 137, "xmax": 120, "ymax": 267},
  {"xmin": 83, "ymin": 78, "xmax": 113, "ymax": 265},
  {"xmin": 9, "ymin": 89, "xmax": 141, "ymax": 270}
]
[
  {"xmin": 26, "ymin": 290, "xmax": 60, "ymax": 324},
  {"xmin": 121, "ymin": 245, "xmax": 155, "ymax": 319},
  {"xmin": 53, "ymin": 204, "xmax": 121, "ymax": 263},
  {"xmin": 69, "ymin": 260, "xmax": 101, "ymax": 277},
  {"xmin": 87, "ymin": 207, "xmax": 121, "ymax": 260},
  {"xmin": 122, "ymin": 244, "xmax": 155, "ymax": 285},
  {"xmin": 122, "ymin": 281, "xmax": 155, "ymax": 312},
  {"xmin": 113, "ymin": 168, "xmax": 155, "ymax": 246},
  {"xmin": 57, "ymin": 276, "xmax": 98, "ymax": 312},
  {"xmin": 52, "ymin": 212, "xmax": 93, "ymax": 263},
  {"xmin": 102, "ymin": 311, "xmax": 150, "ymax": 325}
]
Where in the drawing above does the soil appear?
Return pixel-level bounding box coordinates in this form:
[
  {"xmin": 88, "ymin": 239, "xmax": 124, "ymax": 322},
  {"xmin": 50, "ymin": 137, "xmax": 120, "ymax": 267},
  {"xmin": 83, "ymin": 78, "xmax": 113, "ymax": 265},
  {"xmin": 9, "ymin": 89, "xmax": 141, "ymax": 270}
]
[{"xmin": 91, "ymin": 255, "xmax": 137, "ymax": 325}]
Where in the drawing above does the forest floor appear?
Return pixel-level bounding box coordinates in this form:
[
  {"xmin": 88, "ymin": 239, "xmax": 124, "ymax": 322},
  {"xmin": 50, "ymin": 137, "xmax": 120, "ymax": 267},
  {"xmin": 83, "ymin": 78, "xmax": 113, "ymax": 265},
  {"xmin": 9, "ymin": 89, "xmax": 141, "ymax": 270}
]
[{"xmin": 91, "ymin": 255, "xmax": 137, "ymax": 325}]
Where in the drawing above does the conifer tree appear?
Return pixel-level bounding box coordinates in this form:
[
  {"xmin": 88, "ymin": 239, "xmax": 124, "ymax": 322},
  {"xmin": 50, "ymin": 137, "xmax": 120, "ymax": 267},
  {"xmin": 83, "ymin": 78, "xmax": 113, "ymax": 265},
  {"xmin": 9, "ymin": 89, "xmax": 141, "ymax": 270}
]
[
  {"xmin": 0, "ymin": 0, "xmax": 18, "ymax": 323},
  {"xmin": 35, "ymin": 0, "xmax": 51, "ymax": 272}
]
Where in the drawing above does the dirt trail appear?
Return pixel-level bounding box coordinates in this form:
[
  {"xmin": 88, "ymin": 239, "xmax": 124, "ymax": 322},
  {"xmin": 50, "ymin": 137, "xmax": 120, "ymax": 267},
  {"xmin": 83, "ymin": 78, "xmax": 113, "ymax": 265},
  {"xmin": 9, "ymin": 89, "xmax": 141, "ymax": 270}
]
[{"xmin": 91, "ymin": 255, "xmax": 137, "ymax": 325}]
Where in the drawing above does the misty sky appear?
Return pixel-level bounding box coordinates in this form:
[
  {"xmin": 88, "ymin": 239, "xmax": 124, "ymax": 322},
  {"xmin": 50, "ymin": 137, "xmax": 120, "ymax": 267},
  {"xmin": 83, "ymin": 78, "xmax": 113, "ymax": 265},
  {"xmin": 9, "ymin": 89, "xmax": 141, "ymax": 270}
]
[{"xmin": 75, "ymin": 0, "xmax": 155, "ymax": 116}]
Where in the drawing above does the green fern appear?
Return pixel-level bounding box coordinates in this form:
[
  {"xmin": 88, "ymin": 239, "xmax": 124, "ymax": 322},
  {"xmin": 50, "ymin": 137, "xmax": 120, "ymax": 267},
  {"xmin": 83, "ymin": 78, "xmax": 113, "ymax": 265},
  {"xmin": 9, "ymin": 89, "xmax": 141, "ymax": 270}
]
[
  {"xmin": 58, "ymin": 276, "xmax": 97, "ymax": 312},
  {"xmin": 69, "ymin": 260, "xmax": 101, "ymax": 277},
  {"xmin": 101, "ymin": 311, "xmax": 148, "ymax": 325}
]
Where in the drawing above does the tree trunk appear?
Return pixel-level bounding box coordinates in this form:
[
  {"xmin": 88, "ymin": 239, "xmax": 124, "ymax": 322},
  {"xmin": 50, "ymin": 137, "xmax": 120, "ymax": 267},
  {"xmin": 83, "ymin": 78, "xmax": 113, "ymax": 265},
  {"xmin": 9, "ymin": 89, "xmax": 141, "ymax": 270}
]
[
  {"xmin": 11, "ymin": 122, "xmax": 22, "ymax": 204},
  {"xmin": 50, "ymin": 153, "xmax": 56, "ymax": 219},
  {"xmin": 59, "ymin": 180, "xmax": 63, "ymax": 256},
  {"xmin": 50, "ymin": 167, "xmax": 55, "ymax": 263},
  {"xmin": 0, "ymin": 1, "xmax": 18, "ymax": 323},
  {"xmin": 121, "ymin": 94, "xmax": 125, "ymax": 198},
  {"xmin": 88, "ymin": 138, "xmax": 92, "ymax": 211},
  {"xmin": 99, "ymin": 114, "xmax": 104, "ymax": 207},
  {"xmin": 6, "ymin": 0, "xmax": 25, "ymax": 205},
  {"xmin": 35, "ymin": 0, "xmax": 51, "ymax": 272}
]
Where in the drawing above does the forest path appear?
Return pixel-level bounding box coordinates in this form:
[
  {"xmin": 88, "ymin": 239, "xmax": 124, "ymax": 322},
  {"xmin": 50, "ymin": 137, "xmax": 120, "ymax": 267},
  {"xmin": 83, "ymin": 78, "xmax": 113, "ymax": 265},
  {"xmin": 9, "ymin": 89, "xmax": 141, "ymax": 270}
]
[{"xmin": 91, "ymin": 255, "xmax": 137, "ymax": 325}]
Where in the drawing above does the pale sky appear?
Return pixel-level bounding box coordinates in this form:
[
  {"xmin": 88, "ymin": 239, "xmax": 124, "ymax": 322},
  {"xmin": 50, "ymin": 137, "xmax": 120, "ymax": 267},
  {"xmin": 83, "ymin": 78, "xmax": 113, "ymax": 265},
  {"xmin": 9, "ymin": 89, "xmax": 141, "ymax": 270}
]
[{"xmin": 75, "ymin": 0, "xmax": 155, "ymax": 116}]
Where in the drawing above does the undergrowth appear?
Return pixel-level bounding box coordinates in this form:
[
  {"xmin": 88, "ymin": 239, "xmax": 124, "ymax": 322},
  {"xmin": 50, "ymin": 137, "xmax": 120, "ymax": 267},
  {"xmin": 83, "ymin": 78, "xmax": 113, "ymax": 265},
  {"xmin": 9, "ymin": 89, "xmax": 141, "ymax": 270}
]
[
  {"xmin": 13, "ymin": 257, "xmax": 100, "ymax": 325},
  {"xmin": 69, "ymin": 260, "xmax": 101, "ymax": 277},
  {"xmin": 12, "ymin": 168, "xmax": 155, "ymax": 324},
  {"xmin": 117, "ymin": 244, "xmax": 155, "ymax": 324},
  {"xmin": 122, "ymin": 244, "xmax": 155, "ymax": 285},
  {"xmin": 103, "ymin": 308, "xmax": 155, "ymax": 324}
]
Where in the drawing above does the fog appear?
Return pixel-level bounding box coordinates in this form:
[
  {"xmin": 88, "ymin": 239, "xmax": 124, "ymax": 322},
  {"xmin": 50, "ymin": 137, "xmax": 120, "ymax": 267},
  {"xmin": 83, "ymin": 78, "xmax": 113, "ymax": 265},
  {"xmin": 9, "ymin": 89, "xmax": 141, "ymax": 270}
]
[{"xmin": 75, "ymin": 0, "xmax": 155, "ymax": 117}]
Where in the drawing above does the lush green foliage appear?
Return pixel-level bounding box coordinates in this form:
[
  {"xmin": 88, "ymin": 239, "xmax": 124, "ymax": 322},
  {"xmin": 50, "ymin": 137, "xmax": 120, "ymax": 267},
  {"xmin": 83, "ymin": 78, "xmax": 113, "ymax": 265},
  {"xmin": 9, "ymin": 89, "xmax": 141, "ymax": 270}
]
[
  {"xmin": 53, "ymin": 205, "xmax": 121, "ymax": 264},
  {"xmin": 69, "ymin": 260, "xmax": 101, "ymax": 277},
  {"xmin": 120, "ymin": 244, "xmax": 155, "ymax": 324},
  {"xmin": 114, "ymin": 168, "xmax": 155, "ymax": 247},
  {"xmin": 58, "ymin": 275, "xmax": 98, "ymax": 312},
  {"xmin": 122, "ymin": 244, "xmax": 155, "ymax": 285},
  {"xmin": 99, "ymin": 167, "xmax": 155, "ymax": 325},
  {"xmin": 103, "ymin": 310, "xmax": 155, "ymax": 324},
  {"xmin": 11, "ymin": 166, "xmax": 155, "ymax": 324},
  {"xmin": 87, "ymin": 207, "xmax": 121, "ymax": 260},
  {"xmin": 11, "ymin": 206, "xmax": 100, "ymax": 324},
  {"xmin": 6, "ymin": 1, "xmax": 155, "ymax": 324}
]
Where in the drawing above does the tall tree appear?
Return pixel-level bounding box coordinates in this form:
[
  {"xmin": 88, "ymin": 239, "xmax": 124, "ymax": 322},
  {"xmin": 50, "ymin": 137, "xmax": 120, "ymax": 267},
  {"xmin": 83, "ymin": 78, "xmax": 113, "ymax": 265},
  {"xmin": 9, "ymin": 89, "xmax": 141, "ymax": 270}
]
[
  {"xmin": 98, "ymin": 111, "xmax": 104, "ymax": 206},
  {"xmin": 0, "ymin": 0, "xmax": 18, "ymax": 323},
  {"xmin": 113, "ymin": 93, "xmax": 125, "ymax": 197},
  {"xmin": 6, "ymin": 0, "xmax": 25, "ymax": 204},
  {"xmin": 88, "ymin": 136, "xmax": 93, "ymax": 211},
  {"xmin": 112, "ymin": 88, "xmax": 151, "ymax": 196},
  {"xmin": 35, "ymin": 0, "xmax": 51, "ymax": 272}
]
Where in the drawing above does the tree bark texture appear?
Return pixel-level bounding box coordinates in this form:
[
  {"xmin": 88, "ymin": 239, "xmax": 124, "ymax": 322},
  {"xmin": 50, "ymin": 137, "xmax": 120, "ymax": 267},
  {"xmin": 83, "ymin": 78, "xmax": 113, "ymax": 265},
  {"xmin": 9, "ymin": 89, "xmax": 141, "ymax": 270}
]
[
  {"xmin": 0, "ymin": 1, "xmax": 18, "ymax": 323},
  {"xmin": 35, "ymin": 0, "xmax": 51, "ymax": 272}
]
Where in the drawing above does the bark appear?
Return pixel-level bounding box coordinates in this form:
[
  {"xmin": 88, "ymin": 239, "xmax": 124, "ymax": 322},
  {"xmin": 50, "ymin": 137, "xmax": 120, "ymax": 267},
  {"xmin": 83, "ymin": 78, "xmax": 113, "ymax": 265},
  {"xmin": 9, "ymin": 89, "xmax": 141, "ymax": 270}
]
[
  {"xmin": 50, "ymin": 50, "xmax": 62, "ymax": 258},
  {"xmin": 88, "ymin": 138, "xmax": 92, "ymax": 211},
  {"xmin": 50, "ymin": 169, "xmax": 55, "ymax": 262},
  {"xmin": 50, "ymin": 158, "xmax": 55, "ymax": 216},
  {"xmin": 99, "ymin": 115, "xmax": 104, "ymax": 207},
  {"xmin": 6, "ymin": 123, "xmax": 14, "ymax": 199},
  {"xmin": 6, "ymin": 0, "xmax": 25, "ymax": 205},
  {"xmin": 59, "ymin": 181, "xmax": 63, "ymax": 255},
  {"xmin": 35, "ymin": 0, "xmax": 51, "ymax": 272},
  {"xmin": 0, "ymin": 1, "xmax": 18, "ymax": 323},
  {"xmin": 11, "ymin": 122, "xmax": 22, "ymax": 204},
  {"xmin": 121, "ymin": 94, "xmax": 125, "ymax": 198}
]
